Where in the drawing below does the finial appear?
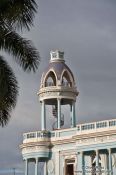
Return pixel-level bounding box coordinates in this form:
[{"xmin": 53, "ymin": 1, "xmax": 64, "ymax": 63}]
[{"xmin": 50, "ymin": 50, "xmax": 65, "ymax": 62}]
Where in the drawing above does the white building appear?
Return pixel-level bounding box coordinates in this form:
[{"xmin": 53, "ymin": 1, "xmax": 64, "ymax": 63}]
[{"xmin": 20, "ymin": 50, "xmax": 116, "ymax": 175}]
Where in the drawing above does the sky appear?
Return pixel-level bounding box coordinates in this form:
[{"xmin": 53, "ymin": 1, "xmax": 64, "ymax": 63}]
[{"xmin": 0, "ymin": 0, "xmax": 116, "ymax": 173}]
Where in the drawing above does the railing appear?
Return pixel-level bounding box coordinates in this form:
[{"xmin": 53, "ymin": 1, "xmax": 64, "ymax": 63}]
[
  {"xmin": 39, "ymin": 85, "xmax": 77, "ymax": 93},
  {"xmin": 45, "ymin": 82, "xmax": 55, "ymax": 87},
  {"xmin": 23, "ymin": 119, "xmax": 116, "ymax": 140},
  {"xmin": 77, "ymin": 119, "xmax": 116, "ymax": 131},
  {"xmin": 44, "ymin": 81, "xmax": 72, "ymax": 87},
  {"xmin": 23, "ymin": 131, "xmax": 55, "ymax": 140},
  {"xmin": 62, "ymin": 82, "xmax": 71, "ymax": 87}
]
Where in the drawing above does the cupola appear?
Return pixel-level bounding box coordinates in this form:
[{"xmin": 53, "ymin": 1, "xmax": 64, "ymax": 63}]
[{"xmin": 38, "ymin": 50, "xmax": 79, "ymax": 130}]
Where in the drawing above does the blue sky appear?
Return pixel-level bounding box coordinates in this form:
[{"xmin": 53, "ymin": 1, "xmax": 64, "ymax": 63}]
[{"xmin": 0, "ymin": 0, "xmax": 116, "ymax": 171}]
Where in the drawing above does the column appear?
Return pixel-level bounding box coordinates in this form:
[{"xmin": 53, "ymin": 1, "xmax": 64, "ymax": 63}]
[
  {"xmin": 55, "ymin": 151, "xmax": 60, "ymax": 175},
  {"xmin": 71, "ymin": 101, "xmax": 76, "ymax": 127},
  {"xmin": 41, "ymin": 100, "xmax": 46, "ymax": 130},
  {"xmin": 35, "ymin": 157, "xmax": 38, "ymax": 175},
  {"xmin": 108, "ymin": 148, "xmax": 112, "ymax": 175},
  {"xmin": 96, "ymin": 150, "xmax": 99, "ymax": 175},
  {"xmin": 75, "ymin": 154, "xmax": 78, "ymax": 173},
  {"xmin": 57, "ymin": 98, "xmax": 61, "ymax": 129},
  {"xmin": 44, "ymin": 161, "xmax": 47, "ymax": 175},
  {"xmin": 25, "ymin": 159, "xmax": 28, "ymax": 175},
  {"xmin": 81, "ymin": 151, "xmax": 84, "ymax": 175}
]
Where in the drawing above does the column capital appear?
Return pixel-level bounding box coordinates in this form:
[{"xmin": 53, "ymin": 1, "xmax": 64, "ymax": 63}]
[
  {"xmin": 96, "ymin": 149, "xmax": 99, "ymax": 153},
  {"xmin": 80, "ymin": 151, "xmax": 84, "ymax": 155},
  {"xmin": 24, "ymin": 158, "xmax": 28, "ymax": 161},
  {"xmin": 108, "ymin": 148, "xmax": 112, "ymax": 153},
  {"xmin": 41, "ymin": 99, "xmax": 45, "ymax": 103},
  {"xmin": 76, "ymin": 151, "xmax": 84, "ymax": 155},
  {"xmin": 35, "ymin": 157, "xmax": 38, "ymax": 162}
]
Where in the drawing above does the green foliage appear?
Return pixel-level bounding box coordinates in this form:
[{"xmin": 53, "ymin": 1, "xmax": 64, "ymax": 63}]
[
  {"xmin": 0, "ymin": 57, "xmax": 18, "ymax": 126},
  {"xmin": 0, "ymin": 0, "xmax": 37, "ymax": 30},
  {"xmin": 0, "ymin": 0, "xmax": 40, "ymax": 126}
]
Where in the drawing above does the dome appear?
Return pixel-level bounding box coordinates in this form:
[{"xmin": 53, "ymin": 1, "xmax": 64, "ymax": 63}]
[
  {"xmin": 38, "ymin": 50, "xmax": 79, "ymax": 130},
  {"xmin": 40, "ymin": 51, "xmax": 75, "ymax": 88}
]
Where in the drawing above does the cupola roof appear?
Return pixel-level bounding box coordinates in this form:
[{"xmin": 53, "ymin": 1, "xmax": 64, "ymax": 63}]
[{"xmin": 41, "ymin": 50, "xmax": 75, "ymax": 86}]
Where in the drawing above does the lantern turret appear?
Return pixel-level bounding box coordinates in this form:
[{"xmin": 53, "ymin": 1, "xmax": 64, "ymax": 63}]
[{"xmin": 38, "ymin": 50, "xmax": 79, "ymax": 130}]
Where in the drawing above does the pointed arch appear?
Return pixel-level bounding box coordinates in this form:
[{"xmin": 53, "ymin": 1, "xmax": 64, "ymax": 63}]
[
  {"xmin": 43, "ymin": 69, "xmax": 57, "ymax": 87},
  {"xmin": 61, "ymin": 69, "xmax": 74, "ymax": 87}
]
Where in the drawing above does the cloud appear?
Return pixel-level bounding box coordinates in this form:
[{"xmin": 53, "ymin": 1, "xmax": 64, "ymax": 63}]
[{"xmin": 0, "ymin": 0, "xmax": 116, "ymax": 170}]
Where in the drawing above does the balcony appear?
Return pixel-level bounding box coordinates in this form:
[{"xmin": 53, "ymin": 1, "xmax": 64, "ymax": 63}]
[
  {"xmin": 23, "ymin": 119, "xmax": 116, "ymax": 143},
  {"xmin": 21, "ymin": 119, "xmax": 116, "ymax": 159}
]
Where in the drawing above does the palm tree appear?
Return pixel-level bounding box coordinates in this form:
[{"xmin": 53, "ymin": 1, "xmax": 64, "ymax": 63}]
[{"xmin": 0, "ymin": 0, "xmax": 40, "ymax": 127}]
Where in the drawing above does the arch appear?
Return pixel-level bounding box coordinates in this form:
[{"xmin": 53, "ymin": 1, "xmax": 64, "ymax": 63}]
[
  {"xmin": 44, "ymin": 70, "xmax": 57, "ymax": 87},
  {"xmin": 61, "ymin": 69, "xmax": 74, "ymax": 87}
]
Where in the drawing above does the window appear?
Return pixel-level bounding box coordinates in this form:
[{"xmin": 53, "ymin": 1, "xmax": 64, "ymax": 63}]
[
  {"xmin": 65, "ymin": 159, "xmax": 75, "ymax": 175},
  {"xmin": 45, "ymin": 71, "xmax": 56, "ymax": 87},
  {"xmin": 62, "ymin": 71, "xmax": 72, "ymax": 87}
]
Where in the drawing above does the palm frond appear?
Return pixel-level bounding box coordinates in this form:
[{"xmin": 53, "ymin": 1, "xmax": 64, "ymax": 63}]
[
  {"xmin": 0, "ymin": 109, "xmax": 10, "ymax": 127},
  {"xmin": 0, "ymin": 0, "xmax": 38, "ymax": 31},
  {"xmin": 0, "ymin": 56, "xmax": 18, "ymax": 127},
  {"xmin": 0, "ymin": 27, "xmax": 40, "ymax": 72}
]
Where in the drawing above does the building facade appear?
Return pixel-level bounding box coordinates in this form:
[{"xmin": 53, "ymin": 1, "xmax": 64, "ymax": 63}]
[{"xmin": 20, "ymin": 51, "xmax": 116, "ymax": 175}]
